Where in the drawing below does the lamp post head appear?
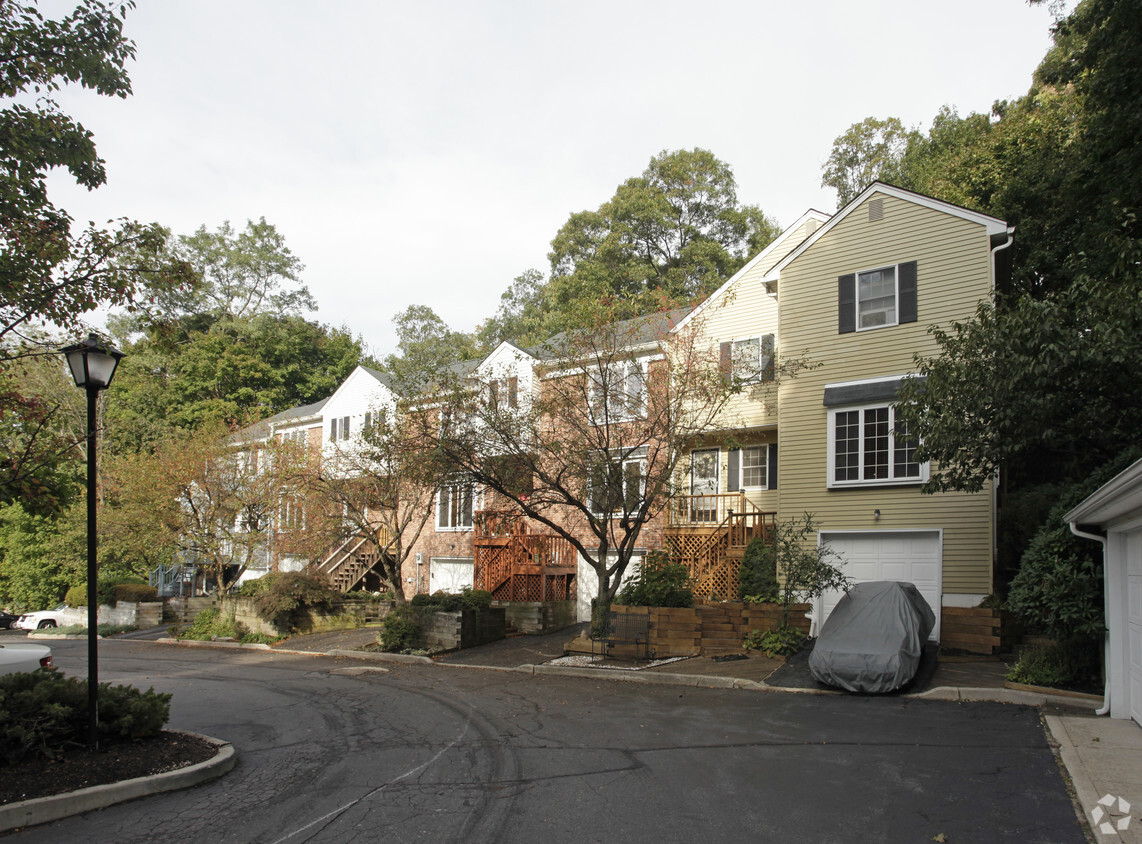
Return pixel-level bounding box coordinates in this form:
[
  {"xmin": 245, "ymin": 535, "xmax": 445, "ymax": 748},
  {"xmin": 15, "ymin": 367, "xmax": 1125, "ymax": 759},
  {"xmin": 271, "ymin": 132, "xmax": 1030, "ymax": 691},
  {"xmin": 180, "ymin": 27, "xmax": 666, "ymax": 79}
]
[{"xmin": 61, "ymin": 334, "xmax": 125, "ymax": 391}]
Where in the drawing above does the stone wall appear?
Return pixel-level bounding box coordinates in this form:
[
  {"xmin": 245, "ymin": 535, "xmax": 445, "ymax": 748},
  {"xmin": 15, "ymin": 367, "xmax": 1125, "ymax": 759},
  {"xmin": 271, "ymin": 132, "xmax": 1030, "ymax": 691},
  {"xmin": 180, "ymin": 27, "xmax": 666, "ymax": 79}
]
[
  {"xmin": 226, "ymin": 598, "xmax": 393, "ymax": 636},
  {"xmin": 47, "ymin": 602, "xmax": 165, "ymax": 629},
  {"xmin": 493, "ymin": 600, "xmax": 576, "ymax": 635},
  {"xmin": 415, "ymin": 607, "xmax": 506, "ymax": 651}
]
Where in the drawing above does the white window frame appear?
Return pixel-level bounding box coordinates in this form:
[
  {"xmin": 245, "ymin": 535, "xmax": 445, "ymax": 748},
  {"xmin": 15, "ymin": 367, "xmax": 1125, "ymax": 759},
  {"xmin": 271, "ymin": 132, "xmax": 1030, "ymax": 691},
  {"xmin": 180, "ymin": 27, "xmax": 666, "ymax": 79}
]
[
  {"xmin": 739, "ymin": 445, "xmax": 768, "ymax": 490},
  {"xmin": 437, "ymin": 480, "xmax": 476, "ymax": 531},
  {"xmin": 731, "ymin": 338, "xmax": 764, "ymax": 381},
  {"xmin": 589, "ymin": 447, "xmax": 647, "ymax": 516},
  {"xmin": 588, "ymin": 359, "xmax": 647, "ymax": 424},
  {"xmin": 279, "ymin": 496, "xmax": 306, "ymax": 531},
  {"xmin": 826, "ymin": 403, "xmax": 927, "ymax": 488},
  {"xmin": 856, "ymin": 264, "xmax": 899, "ymax": 332}
]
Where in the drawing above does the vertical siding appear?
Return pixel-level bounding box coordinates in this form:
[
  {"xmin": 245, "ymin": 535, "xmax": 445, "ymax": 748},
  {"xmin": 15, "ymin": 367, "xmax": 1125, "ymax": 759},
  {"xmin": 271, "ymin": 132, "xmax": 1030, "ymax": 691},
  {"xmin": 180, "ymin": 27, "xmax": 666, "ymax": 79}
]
[{"xmin": 776, "ymin": 194, "xmax": 996, "ymax": 595}]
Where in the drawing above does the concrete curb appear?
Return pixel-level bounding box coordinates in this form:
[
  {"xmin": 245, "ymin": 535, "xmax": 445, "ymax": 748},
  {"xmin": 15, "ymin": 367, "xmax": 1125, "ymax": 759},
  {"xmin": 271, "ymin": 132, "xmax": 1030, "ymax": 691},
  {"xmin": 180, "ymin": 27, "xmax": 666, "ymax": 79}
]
[
  {"xmin": 0, "ymin": 731, "xmax": 235, "ymax": 834},
  {"xmin": 147, "ymin": 638, "xmax": 1106, "ymax": 709}
]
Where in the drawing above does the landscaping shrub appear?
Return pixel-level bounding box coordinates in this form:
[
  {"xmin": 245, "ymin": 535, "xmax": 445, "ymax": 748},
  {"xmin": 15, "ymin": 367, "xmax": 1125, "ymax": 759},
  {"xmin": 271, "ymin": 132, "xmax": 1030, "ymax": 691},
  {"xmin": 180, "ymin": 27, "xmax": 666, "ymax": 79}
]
[
  {"xmin": 64, "ymin": 577, "xmax": 156, "ymax": 608},
  {"xmin": 251, "ymin": 571, "xmax": 339, "ymax": 633},
  {"xmin": 615, "ymin": 551, "xmax": 693, "ymax": 608},
  {"xmin": 409, "ymin": 588, "xmax": 493, "ymax": 612},
  {"xmin": 738, "ymin": 538, "xmax": 778, "ymax": 602},
  {"xmin": 39, "ymin": 624, "xmax": 137, "ymax": 637},
  {"xmin": 743, "ymin": 625, "xmax": 805, "ymax": 658},
  {"xmin": 238, "ymin": 573, "xmax": 280, "ymax": 598},
  {"xmin": 378, "ymin": 604, "xmax": 421, "ymax": 651},
  {"xmin": 179, "ymin": 607, "xmax": 246, "ymax": 640},
  {"xmin": 1007, "ymin": 643, "xmax": 1098, "ymax": 690},
  {"xmin": 0, "ymin": 670, "xmax": 171, "ymax": 762}
]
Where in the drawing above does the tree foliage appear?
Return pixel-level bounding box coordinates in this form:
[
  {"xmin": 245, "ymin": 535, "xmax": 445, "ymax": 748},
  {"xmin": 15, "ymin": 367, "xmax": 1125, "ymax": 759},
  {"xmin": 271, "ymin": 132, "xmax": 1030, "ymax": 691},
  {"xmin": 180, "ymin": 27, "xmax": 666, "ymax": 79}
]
[
  {"xmin": 0, "ymin": 0, "xmax": 193, "ymax": 346},
  {"xmin": 820, "ymin": 116, "xmax": 914, "ymax": 206},
  {"xmin": 381, "ymin": 304, "xmax": 479, "ymax": 394}
]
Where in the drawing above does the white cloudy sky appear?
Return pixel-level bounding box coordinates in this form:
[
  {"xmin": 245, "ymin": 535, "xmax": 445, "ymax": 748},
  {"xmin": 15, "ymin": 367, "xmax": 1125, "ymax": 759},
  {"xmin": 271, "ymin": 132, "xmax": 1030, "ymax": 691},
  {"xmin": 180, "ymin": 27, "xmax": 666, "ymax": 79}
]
[{"xmin": 43, "ymin": 0, "xmax": 1063, "ymax": 357}]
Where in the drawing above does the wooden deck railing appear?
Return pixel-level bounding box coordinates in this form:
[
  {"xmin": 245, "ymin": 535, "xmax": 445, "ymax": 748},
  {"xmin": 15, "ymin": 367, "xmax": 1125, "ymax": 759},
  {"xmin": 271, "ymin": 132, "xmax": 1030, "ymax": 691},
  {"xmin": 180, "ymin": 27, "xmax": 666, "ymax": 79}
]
[{"xmin": 473, "ymin": 510, "xmax": 576, "ymax": 601}]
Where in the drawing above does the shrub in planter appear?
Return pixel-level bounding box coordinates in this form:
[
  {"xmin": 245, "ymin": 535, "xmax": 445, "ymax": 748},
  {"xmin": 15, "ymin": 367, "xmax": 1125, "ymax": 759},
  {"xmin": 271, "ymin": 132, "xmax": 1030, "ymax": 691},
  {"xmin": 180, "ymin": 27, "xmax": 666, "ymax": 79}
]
[
  {"xmin": 743, "ymin": 625, "xmax": 805, "ymax": 658},
  {"xmin": 379, "ymin": 604, "xmax": 422, "ymax": 651},
  {"xmin": 615, "ymin": 551, "xmax": 693, "ymax": 608},
  {"xmin": 410, "ymin": 588, "xmax": 493, "ymax": 612},
  {"xmin": 252, "ymin": 571, "xmax": 339, "ymax": 633},
  {"xmin": 738, "ymin": 538, "xmax": 778, "ymax": 602},
  {"xmin": 179, "ymin": 607, "xmax": 246, "ymax": 640},
  {"xmin": 238, "ymin": 573, "xmax": 280, "ymax": 598},
  {"xmin": 1007, "ymin": 642, "xmax": 1098, "ymax": 689},
  {"xmin": 0, "ymin": 670, "xmax": 171, "ymax": 762}
]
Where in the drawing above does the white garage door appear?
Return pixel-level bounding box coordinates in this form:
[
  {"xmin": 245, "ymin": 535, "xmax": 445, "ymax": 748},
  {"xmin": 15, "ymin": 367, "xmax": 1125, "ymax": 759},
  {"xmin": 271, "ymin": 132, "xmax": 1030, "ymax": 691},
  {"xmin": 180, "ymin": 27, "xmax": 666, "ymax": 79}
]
[
  {"xmin": 430, "ymin": 557, "xmax": 474, "ymax": 593},
  {"xmin": 1128, "ymin": 532, "xmax": 1142, "ymax": 725},
  {"xmin": 819, "ymin": 531, "xmax": 942, "ymax": 641}
]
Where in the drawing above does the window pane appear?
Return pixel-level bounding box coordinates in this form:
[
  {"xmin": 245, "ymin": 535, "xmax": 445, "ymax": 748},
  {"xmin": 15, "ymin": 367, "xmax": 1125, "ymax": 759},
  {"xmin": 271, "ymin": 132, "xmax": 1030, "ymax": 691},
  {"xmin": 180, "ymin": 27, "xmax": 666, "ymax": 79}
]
[
  {"xmin": 623, "ymin": 460, "xmax": 642, "ymax": 511},
  {"xmin": 742, "ymin": 446, "xmax": 766, "ymax": 487},
  {"xmin": 858, "ymin": 267, "xmax": 896, "ymax": 328},
  {"xmin": 893, "ymin": 417, "xmax": 921, "ymax": 478},
  {"xmin": 863, "ymin": 407, "xmax": 889, "ymax": 479},
  {"xmin": 733, "ymin": 338, "xmax": 760, "ymax": 380},
  {"xmin": 835, "ymin": 411, "xmax": 860, "ymax": 481}
]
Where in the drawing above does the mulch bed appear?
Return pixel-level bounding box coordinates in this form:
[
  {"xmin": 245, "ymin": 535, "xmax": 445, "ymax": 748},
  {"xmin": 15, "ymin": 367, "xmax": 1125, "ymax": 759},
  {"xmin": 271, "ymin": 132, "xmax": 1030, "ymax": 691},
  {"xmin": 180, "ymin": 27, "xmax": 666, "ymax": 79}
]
[{"xmin": 0, "ymin": 731, "xmax": 218, "ymax": 806}]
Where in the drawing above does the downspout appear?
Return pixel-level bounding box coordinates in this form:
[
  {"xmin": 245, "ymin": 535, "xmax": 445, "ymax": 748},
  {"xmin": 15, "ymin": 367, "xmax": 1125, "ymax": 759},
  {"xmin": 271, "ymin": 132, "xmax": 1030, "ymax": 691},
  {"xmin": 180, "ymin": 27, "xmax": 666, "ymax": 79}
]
[
  {"xmin": 989, "ymin": 227, "xmax": 1015, "ymax": 293},
  {"xmin": 1068, "ymin": 522, "xmax": 1111, "ymax": 716}
]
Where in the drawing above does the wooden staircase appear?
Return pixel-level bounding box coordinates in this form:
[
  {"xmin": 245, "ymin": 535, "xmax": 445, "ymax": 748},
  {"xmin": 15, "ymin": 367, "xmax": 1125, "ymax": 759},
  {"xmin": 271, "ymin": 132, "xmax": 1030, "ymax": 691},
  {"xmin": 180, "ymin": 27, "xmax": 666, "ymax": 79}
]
[
  {"xmin": 664, "ymin": 493, "xmax": 775, "ymax": 600},
  {"xmin": 318, "ymin": 528, "xmax": 392, "ymax": 593}
]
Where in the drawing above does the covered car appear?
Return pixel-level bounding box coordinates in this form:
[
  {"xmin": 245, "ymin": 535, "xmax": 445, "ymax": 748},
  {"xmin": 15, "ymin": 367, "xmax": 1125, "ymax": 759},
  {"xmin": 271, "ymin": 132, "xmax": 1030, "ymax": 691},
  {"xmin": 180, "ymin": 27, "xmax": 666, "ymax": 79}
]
[{"xmin": 808, "ymin": 581, "xmax": 936, "ymax": 693}]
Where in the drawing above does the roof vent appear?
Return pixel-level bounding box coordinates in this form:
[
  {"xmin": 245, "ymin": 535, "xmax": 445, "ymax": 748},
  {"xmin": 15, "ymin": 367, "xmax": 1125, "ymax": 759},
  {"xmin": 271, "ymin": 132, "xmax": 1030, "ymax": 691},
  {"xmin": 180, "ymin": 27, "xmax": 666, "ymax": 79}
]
[{"xmin": 868, "ymin": 197, "xmax": 884, "ymax": 221}]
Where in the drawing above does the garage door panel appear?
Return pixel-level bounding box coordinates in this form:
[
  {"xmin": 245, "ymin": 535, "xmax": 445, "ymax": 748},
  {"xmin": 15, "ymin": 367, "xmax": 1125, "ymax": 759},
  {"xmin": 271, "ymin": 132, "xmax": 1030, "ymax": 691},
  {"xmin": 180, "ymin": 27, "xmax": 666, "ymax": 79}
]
[
  {"xmin": 820, "ymin": 532, "xmax": 942, "ymax": 641},
  {"xmin": 430, "ymin": 558, "xmax": 474, "ymax": 593}
]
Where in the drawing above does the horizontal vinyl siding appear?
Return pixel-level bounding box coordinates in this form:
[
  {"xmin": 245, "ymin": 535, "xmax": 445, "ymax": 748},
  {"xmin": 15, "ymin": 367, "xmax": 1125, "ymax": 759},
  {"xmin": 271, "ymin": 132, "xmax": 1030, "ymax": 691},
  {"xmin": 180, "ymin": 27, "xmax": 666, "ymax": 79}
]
[{"xmin": 776, "ymin": 194, "xmax": 995, "ymax": 595}]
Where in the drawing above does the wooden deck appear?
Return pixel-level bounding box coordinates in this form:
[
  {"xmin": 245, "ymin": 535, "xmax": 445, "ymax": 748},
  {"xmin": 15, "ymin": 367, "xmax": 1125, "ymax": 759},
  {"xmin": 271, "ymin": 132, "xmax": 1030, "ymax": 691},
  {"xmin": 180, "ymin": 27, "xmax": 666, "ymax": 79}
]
[{"xmin": 473, "ymin": 511, "xmax": 576, "ymax": 602}]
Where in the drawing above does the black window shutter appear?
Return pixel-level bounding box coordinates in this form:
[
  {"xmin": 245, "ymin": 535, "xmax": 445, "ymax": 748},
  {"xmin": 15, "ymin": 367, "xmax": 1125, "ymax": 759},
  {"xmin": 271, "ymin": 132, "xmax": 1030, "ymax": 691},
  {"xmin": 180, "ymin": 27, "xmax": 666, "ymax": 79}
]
[
  {"xmin": 761, "ymin": 334, "xmax": 775, "ymax": 381},
  {"xmin": 719, "ymin": 341, "xmax": 732, "ymax": 378},
  {"xmin": 728, "ymin": 449, "xmax": 740, "ymax": 492},
  {"xmin": 838, "ymin": 274, "xmax": 856, "ymax": 334},
  {"xmin": 767, "ymin": 444, "xmax": 778, "ymax": 489},
  {"xmin": 898, "ymin": 261, "xmax": 918, "ymax": 324}
]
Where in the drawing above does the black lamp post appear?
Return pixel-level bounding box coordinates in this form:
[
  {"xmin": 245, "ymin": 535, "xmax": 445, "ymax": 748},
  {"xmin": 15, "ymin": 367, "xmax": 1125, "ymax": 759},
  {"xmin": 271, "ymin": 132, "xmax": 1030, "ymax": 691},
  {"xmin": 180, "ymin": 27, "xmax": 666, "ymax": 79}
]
[{"xmin": 61, "ymin": 334, "xmax": 124, "ymax": 749}]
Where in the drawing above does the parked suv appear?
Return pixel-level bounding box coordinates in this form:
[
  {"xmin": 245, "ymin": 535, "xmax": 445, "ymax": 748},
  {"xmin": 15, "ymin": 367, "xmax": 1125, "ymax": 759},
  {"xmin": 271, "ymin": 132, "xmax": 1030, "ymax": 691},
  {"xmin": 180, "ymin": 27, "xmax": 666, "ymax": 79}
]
[{"xmin": 14, "ymin": 605, "xmax": 71, "ymax": 630}]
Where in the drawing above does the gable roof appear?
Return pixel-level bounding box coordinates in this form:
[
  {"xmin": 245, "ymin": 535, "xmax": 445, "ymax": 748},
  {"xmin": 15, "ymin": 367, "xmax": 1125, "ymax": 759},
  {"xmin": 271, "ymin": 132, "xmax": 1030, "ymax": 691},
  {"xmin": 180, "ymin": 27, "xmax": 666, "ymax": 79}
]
[
  {"xmin": 671, "ymin": 209, "xmax": 831, "ymax": 333},
  {"xmin": 761, "ymin": 182, "xmax": 1010, "ymax": 284},
  {"xmin": 233, "ymin": 397, "xmax": 328, "ymax": 443}
]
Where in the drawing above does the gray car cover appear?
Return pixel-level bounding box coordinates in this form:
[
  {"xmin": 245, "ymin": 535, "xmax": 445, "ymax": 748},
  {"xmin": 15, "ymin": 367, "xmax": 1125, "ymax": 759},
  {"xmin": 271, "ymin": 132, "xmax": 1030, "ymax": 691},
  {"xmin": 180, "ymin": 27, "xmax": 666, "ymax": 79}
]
[{"xmin": 808, "ymin": 581, "xmax": 936, "ymax": 693}]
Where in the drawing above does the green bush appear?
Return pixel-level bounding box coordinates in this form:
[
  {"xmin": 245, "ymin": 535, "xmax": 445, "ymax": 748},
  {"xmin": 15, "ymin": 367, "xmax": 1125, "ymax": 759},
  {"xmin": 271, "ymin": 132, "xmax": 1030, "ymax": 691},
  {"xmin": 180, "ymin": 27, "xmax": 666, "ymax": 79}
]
[
  {"xmin": 738, "ymin": 538, "xmax": 778, "ymax": 602},
  {"xmin": 251, "ymin": 571, "xmax": 339, "ymax": 633},
  {"xmin": 179, "ymin": 607, "xmax": 246, "ymax": 640},
  {"xmin": 743, "ymin": 625, "xmax": 805, "ymax": 658},
  {"xmin": 0, "ymin": 670, "xmax": 171, "ymax": 762},
  {"xmin": 64, "ymin": 577, "xmax": 156, "ymax": 608},
  {"xmin": 408, "ymin": 588, "xmax": 493, "ymax": 612},
  {"xmin": 38, "ymin": 624, "xmax": 137, "ymax": 636},
  {"xmin": 238, "ymin": 573, "xmax": 280, "ymax": 598},
  {"xmin": 238, "ymin": 631, "xmax": 281, "ymax": 645},
  {"xmin": 615, "ymin": 551, "xmax": 693, "ymax": 608},
  {"xmin": 378, "ymin": 604, "xmax": 422, "ymax": 651},
  {"xmin": 1007, "ymin": 643, "xmax": 1097, "ymax": 689}
]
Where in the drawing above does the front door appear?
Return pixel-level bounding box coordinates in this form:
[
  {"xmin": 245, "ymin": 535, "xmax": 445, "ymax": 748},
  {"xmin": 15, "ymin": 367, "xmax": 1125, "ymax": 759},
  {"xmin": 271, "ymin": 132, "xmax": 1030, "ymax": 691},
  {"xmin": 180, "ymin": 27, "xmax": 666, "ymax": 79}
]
[{"xmin": 690, "ymin": 449, "xmax": 720, "ymax": 523}]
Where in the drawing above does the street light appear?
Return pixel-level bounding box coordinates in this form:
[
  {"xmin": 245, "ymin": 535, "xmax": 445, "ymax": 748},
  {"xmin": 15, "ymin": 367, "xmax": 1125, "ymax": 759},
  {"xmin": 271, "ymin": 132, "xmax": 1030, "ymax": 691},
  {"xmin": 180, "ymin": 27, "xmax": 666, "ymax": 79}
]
[{"xmin": 60, "ymin": 334, "xmax": 124, "ymax": 749}]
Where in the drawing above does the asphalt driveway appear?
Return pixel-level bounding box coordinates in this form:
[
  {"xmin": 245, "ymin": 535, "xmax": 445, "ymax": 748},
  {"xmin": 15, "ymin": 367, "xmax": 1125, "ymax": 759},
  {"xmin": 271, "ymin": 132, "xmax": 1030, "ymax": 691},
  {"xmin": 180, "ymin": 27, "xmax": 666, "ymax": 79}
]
[{"xmin": 13, "ymin": 637, "xmax": 1086, "ymax": 843}]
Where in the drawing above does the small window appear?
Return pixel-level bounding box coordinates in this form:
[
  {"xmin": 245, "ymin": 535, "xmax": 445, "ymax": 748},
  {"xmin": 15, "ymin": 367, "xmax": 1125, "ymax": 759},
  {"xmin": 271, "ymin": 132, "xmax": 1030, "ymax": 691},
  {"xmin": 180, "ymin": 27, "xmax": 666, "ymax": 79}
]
[
  {"xmin": 828, "ymin": 404, "xmax": 925, "ymax": 487},
  {"xmin": 279, "ymin": 497, "xmax": 305, "ymax": 530},
  {"xmin": 438, "ymin": 480, "xmax": 475, "ymax": 530},
  {"xmin": 588, "ymin": 360, "xmax": 646, "ymax": 423},
  {"xmin": 741, "ymin": 446, "xmax": 767, "ymax": 488},
  {"xmin": 720, "ymin": 335, "xmax": 774, "ymax": 383},
  {"xmin": 858, "ymin": 266, "xmax": 897, "ymax": 329},
  {"xmin": 588, "ymin": 448, "xmax": 647, "ymax": 515}
]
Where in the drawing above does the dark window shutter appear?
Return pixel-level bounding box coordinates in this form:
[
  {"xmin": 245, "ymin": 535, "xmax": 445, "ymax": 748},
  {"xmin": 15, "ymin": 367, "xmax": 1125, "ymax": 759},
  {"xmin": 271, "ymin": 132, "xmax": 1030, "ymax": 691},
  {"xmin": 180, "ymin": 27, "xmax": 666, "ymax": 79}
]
[
  {"xmin": 898, "ymin": 261, "xmax": 917, "ymax": 324},
  {"xmin": 767, "ymin": 444, "xmax": 778, "ymax": 490},
  {"xmin": 719, "ymin": 341, "xmax": 732, "ymax": 378},
  {"xmin": 330, "ymin": 419, "xmax": 337, "ymax": 442},
  {"xmin": 728, "ymin": 449, "xmax": 740, "ymax": 492},
  {"xmin": 838, "ymin": 274, "xmax": 856, "ymax": 334},
  {"xmin": 508, "ymin": 376, "xmax": 518, "ymax": 407},
  {"xmin": 761, "ymin": 334, "xmax": 775, "ymax": 381}
]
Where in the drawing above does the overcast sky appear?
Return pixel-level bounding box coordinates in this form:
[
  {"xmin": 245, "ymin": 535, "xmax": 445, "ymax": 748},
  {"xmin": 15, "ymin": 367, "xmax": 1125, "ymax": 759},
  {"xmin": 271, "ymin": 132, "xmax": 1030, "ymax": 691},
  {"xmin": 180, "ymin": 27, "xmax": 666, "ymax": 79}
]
[{"xmin": 44, "ymin": 0, "xmax": 1063, "ymax": 357}]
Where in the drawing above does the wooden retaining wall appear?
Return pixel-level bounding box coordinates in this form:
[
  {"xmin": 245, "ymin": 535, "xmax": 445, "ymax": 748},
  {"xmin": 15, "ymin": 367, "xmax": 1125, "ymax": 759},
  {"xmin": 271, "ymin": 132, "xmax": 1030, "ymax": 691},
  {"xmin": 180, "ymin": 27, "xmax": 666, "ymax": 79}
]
[
  {"xmin": 940, "ymin": 606, "xmax": 1018, "ymax": 655},
  {"xmin": 493, "ymin": 600, "xmax": 576, "ymax": 635},
  {"xmin": 608, "ymin": 601, "xmax": 811, "ymax": 658}
]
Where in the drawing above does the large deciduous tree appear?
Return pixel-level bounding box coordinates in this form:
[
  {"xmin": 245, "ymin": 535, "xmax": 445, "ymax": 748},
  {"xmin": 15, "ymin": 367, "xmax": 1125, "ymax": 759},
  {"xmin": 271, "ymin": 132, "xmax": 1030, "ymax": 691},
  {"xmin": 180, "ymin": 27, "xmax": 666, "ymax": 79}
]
[
  {"xmin": 0, "ymin": 1, "xmax": 193, "ymax": 347},
  {"xmin": 820, "ymin": 116, "xmax": 913, "ymax": 207},
  {"xmin": 544, "ymin": 149, "xmax": 779, "ymax": 326}
]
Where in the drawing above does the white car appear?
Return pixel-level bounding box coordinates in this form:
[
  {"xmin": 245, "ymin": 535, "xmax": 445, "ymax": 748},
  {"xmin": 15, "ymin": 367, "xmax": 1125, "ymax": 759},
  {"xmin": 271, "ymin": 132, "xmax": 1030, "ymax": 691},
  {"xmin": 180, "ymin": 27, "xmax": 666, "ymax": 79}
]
[
  {"xmin": 13, "ymin": 605, "xmax": 71, "ymax": 630},
  {"xmin": 0, "ymin": 642, "xmax": 54, "ymax": 675}
]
